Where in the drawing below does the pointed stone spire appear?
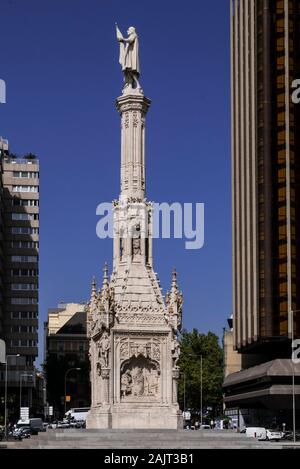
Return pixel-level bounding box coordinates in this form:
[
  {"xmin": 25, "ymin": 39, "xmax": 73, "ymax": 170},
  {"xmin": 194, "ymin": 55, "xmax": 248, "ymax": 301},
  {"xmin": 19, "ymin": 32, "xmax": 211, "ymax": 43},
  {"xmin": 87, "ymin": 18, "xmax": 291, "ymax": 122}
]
[
  {"xmin": 101, "ymin": 262, "xmax": 110, "ymax": 301},
  {"xmin": 102, "ymin": 262, "xmax": 109, "ymax": 286},
  {"xmin": 171, "ymin": 268, "xmax": 178, "ymax": 294},
  {"xmin": 88, "ymin": 276, "xmax": 98, "ymax": 327},
  {"xmin": 91, "ymin": 276, "xmax": 97, "ymax": 299}
]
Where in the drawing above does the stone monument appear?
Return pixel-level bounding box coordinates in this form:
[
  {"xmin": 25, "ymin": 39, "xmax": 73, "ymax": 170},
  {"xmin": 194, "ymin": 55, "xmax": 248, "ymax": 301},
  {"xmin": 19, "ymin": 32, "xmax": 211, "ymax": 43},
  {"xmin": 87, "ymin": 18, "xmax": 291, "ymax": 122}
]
[{"xmin": 86, "ymin": 26, "xmax": 183, "ymax": 429}]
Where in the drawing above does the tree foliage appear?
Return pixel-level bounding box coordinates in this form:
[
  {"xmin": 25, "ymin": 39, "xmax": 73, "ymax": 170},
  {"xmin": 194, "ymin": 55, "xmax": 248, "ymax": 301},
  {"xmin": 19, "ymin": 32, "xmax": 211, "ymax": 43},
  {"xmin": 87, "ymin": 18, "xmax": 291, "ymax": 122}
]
[{"xmin": 178, "ymin": 329, "xmax": 224, "ymax": 416}]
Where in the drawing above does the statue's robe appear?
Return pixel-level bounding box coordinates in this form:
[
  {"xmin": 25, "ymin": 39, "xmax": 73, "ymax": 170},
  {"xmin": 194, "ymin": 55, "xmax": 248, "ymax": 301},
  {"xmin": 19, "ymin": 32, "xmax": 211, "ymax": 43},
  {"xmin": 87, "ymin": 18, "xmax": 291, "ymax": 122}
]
[{"xmin": 119, "ymin": 33, "xmax": 140, "ymax": 76}]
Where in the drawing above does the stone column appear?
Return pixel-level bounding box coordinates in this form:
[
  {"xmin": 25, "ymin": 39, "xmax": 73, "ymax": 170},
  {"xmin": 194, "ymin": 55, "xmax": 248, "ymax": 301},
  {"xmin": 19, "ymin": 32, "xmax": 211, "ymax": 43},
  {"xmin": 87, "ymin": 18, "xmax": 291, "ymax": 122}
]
[
  {"xmin": 172, "ymin": 369, "xmax": 180, "ymax": 404},
  {"xmin": 101, "ymin": 369, "xmax": 110, "ymax": 405},
  {"xmin": 116, "ymin": 93, "xmax": 151, "ymax": 201},
  {"xmin": 90, "ymin": 341, "xmax": 97, "ymax": 407}
]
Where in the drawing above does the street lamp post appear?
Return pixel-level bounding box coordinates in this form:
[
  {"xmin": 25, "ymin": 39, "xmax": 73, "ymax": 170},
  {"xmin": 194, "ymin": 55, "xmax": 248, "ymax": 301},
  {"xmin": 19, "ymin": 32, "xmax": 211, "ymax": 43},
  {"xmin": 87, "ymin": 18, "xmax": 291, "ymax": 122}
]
[
  {"xmin": 183, "ymin": 372, "xmax": 186, "ymax": 416},
  {"xmin": 291, "ymin": 309, "xmax": 300, "ymax": 443},
  {"xmin": 19, "ymin": 372, "xmax": 34, "ymax": 417},
  {"xmin": 188, "ymin": 353, "xmax": 203, "ymax": 427},
  {"xmin": 64, "ymin": 368, "xmax": 81, "ymax": 415},
  {"xmin": 4, "ymin": 354, "xmax": 20, "ymax": 440},
  {"xmin": 200, "ymin": 355, "xmax": 203, "ymax": 427}
]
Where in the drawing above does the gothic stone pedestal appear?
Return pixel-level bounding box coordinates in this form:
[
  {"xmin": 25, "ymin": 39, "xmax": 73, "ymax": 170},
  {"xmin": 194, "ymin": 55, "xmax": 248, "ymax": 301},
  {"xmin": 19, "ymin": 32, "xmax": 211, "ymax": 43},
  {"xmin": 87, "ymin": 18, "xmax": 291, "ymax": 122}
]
[
  {"xmin": 86, "ymin": 328, "xmax": 183, "ymax": 430},
  {"xmin": 86, "ymin": 405, "xmax": 182, "ymax": 430}
]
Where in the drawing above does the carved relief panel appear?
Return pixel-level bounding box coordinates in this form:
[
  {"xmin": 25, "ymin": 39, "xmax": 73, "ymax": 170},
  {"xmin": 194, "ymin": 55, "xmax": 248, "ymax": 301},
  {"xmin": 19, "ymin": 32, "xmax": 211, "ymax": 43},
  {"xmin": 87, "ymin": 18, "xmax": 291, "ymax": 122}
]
[
  {"xmin": 119, "ymin": 337, "xmax": 162, "ymax": 402},
  {"xmin": 120, "ymin": 356, "xmax": 160, "ymax": 402}
]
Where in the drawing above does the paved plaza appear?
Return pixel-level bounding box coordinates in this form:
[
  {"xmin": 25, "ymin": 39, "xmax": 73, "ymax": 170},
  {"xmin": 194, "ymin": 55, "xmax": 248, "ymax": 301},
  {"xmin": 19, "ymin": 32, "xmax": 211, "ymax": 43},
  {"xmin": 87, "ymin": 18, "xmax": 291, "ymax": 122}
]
[{"xmin": 1, "ymin": 429, "xmax": 298, "ymax": 449}]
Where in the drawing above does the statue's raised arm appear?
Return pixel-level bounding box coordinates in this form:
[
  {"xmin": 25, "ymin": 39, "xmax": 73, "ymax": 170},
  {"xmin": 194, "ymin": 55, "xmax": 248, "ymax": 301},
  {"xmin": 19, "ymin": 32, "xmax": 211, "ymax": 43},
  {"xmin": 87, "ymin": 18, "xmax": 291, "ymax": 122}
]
[{"xmin": 116, "ymin": 24, "xmax": 141, "ymax": 92}]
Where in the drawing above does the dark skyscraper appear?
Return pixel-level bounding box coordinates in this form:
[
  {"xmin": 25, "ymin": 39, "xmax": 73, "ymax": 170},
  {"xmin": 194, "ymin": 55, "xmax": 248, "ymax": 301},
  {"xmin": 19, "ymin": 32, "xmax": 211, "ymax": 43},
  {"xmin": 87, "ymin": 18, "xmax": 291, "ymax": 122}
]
[
  {"xmin": 231, "ymin": 0, "xmax": 300, "ymax": 354},
  {"xmin": 224, "ymin": 0, "xmax": 300, "ymax": 425},
  {"xmin": 0, "ymin": 137, "xmax": 39, "ymax": 415}
]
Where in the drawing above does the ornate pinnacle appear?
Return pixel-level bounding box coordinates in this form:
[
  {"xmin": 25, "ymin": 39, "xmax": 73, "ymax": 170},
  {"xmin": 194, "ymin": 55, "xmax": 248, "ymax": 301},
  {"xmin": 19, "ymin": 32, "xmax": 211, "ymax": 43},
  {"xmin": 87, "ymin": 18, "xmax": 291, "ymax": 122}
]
[
  {"xmin": 101, "ymin": 262, "xmax": 110, "ymax": 302},
  {"xmin": 91, "ymin": 277, "xmax": 97, "ymax": 297},
  {"xmin": 171, "ymin": 268, "xmax": 178, "ymax": 292},
  {"xmin": 90, "ymin": 277, "xmax": 97, "ymax": 311},
  {"xmin": 103, "ymin": 262, "xmax": 109, "ymax": 279},
  {"xmin": 102, "ymin": 262, "xmax": 109, "ymax": 287}
]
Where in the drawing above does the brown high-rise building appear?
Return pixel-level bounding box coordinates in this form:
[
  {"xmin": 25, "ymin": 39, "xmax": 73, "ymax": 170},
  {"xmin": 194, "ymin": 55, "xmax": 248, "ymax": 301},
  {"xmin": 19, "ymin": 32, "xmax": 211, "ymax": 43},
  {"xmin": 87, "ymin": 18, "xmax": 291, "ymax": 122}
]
[
  {"xmin": 0, "ymin": 137, "xmax": 39, "ymax": 416},
  {"xmin": 224, "ymin": 0, "xmax": 300, "ymax": 426}
]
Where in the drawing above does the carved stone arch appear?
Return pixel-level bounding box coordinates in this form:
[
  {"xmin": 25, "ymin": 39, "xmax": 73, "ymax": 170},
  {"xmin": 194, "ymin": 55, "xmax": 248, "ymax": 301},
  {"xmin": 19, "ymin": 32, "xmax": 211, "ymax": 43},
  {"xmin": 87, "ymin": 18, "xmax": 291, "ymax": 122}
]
[{"xmin": 120, "ymin": 354, "xmax": 160, "ymax": 374}]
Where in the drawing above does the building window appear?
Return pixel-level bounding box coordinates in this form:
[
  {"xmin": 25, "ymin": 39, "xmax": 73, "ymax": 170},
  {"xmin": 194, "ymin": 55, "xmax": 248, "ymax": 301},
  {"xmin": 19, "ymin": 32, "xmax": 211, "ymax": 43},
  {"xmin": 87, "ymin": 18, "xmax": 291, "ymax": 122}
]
[
  {"xmin": 12, "ymin": 227, "xmax": 30, "ymax": 235},
  {"xmin": 12, "ymin": 213, "xmax": 33, "ymax": 221},
  {"xmin": 12, "ymin": 199, "xmax": 39, "ymax": 207},
  {"xmin": 11, "ymin": 227, "xmax": 39, "ymax": 235},
  {"xmin": 10, "ymin": 339, "xmax": 20, "ymax": 347},
  {"xmin": 12, "ymin": 186, "xmax": 38, "ymax": 193},
  {"xmin": 11, "ymin": 255, "xmax": 38, "ymax": 263},
  {"xmin": 79, "ymin": 343, "xmax": 84, "ymax": 352},
  {"xmin": 10, "ymin": 339, "xmax": 37, "ymax": 348},
  {"xmin": 11, "ymin": 213, "xmax": 38, "ymax": 221},
  {"xmin": 11, "ymin": 283, "xmax": 38, "ymax": 291},
  {"xmin": 10, "ymin": 311, "xmax": 38, "ymax": 319},
  {"xmin": 13, "ymin": 171, "xmax": 39, "ymax": 178},
  {"xmin": 11, "ymin": 311, "xmax": 20, "ymax": 319},
  {"xmin": 11, "ymin": 298, "xmax": 38, "ymax": 305},
  {"xmin": 26, "ymin": 356, "xmax": 34, "ymax": 366},
  {"xmin": 11, "ymin": 241, "xmax": 39, "ymax": 249},
  {"xmin": 11, "ymin": 269, "xmax": 38, "ymax": 277},
  {"xmin": 17, "ymin": 325, "xmax": 37, "ymax": 333}
]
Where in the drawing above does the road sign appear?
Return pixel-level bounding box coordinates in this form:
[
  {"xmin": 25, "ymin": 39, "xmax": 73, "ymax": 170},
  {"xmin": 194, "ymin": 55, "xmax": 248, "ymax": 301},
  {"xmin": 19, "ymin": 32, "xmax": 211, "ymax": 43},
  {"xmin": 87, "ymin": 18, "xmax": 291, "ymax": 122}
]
[
  {"xmin": 20, "ymin": 407, "xmax": 29, "ymax": 421},
  {"xmin": 182, "ymin": 411, "xmax": 191, "ymax": 421},
  {"xmin": 0, "ymin": 339, "xmax": 5, "ymax": 364},
  {"xmin": 44, "ymin": 405, "xmax": 53, "ymax": 416}
]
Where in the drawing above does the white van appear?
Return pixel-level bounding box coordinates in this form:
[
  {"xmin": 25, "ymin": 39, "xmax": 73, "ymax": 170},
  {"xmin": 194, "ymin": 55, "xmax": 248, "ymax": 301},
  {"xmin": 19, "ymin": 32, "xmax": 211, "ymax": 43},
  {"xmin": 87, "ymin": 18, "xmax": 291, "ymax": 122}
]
[
  {"xmin": 65, "ymin": 407, "xmax": 90, "ymax": 422},
  {"xmin": 245, "ymin": 427, "xmax": 267, "ymax": 441}
]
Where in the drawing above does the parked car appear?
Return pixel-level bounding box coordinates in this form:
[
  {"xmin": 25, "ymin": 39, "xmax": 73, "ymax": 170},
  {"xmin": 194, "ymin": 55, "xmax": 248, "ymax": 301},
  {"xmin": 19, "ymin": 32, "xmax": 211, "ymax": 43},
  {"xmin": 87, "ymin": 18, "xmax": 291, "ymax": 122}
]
[
  {"xmin": 69, "ymin": 419, "xmax": 85, "ymax": 429},
  {"xmin": 19, "ymin": 427, "xmax": 31, "ymax": 439},
  {"xmin": 12, "ymin": 428, "xmax": 26, "ymax": 440},
  {"xmin": 282, "ymin": 431, "xmax": 300, "ymax": 441},
  {"xmin": 57, "ymin": 421, "xmax": 70, "ymax": 429},
  {"xmin": 266, "ymin": 429, "xmax": 283, "ymax": 441},
  {"xmin": 200, "ymin": 424, "xmax": 211, "ymax": 430}
]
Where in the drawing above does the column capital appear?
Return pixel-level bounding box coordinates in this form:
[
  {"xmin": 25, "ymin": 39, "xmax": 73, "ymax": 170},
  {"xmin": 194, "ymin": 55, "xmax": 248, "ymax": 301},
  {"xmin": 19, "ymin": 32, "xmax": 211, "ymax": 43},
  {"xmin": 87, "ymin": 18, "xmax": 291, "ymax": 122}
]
[{"xmin": 116, "ymin": 93, "xmax": 151, "ymax": 115}]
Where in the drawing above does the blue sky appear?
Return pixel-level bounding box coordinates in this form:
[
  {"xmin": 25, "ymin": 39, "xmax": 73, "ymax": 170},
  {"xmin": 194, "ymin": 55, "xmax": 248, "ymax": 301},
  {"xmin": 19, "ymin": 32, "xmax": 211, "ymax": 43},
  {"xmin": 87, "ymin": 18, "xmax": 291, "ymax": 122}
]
[{"xmin": 0, "ymin": 0, "xmax": 231, "ymax": 364}]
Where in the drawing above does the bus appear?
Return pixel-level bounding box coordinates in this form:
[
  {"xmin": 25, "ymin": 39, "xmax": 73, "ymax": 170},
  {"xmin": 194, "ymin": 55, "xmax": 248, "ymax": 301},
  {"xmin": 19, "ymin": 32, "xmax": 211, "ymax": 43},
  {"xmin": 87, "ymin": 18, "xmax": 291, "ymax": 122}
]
[{"xmin": 65, "ymin": 407, "xmax": 90, "ymax": 422}]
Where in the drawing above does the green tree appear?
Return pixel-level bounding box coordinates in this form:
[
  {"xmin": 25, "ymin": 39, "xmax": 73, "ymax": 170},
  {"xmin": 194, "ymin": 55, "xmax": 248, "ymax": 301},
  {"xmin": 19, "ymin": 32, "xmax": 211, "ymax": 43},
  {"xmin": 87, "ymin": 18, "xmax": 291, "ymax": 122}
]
[{"xmin": 178, "ymin": 329, "xmax": 223, "ymax": 417}]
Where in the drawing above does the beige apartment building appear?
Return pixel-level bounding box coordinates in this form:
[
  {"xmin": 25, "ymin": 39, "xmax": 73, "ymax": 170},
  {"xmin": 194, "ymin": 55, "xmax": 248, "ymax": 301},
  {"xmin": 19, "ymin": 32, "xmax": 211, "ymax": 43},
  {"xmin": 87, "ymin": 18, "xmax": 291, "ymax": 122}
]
[{"xmin": 44, "ymin": 303, "xmax": 90, "ymax": 417}]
